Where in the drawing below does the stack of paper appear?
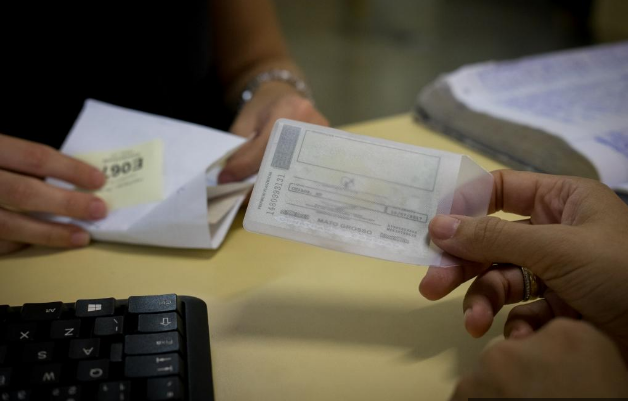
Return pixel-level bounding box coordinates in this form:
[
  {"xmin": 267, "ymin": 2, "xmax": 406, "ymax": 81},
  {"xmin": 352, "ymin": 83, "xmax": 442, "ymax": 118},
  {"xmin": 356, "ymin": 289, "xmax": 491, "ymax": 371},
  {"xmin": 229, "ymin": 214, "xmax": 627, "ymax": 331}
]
[{"xmin": 416, "ymin": 40, "xmax": 628, "ymax": 193}]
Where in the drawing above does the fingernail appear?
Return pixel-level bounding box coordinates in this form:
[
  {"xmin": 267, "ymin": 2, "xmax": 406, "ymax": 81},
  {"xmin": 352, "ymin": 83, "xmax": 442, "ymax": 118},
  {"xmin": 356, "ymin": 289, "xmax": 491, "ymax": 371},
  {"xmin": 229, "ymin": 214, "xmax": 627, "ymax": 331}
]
[
  {"xmin": 431, "ymin": 215, "xmax": 460, "ymax": 240},
  {"xmin": 89, "ymin": 199, "xmax": 107, "ymax": 220},
  {"xmin": 464, "ymin": 307, "xmax": 473, "ymax": 321},
  {"xmin": 92, "ymin": 169, "xmax": 106, "ymax": 187},
  {"xmin": 463, "ymin": 308, "xmax": 473, "ymax": 331},
  {"xmin": 218, "ymin": 171, "xmax": 235, "ymax": 184},
  {"xmin": 71, "ymin": 232, "xmax": 90, "ymax": 247},
  {"xmin": 509, "ymin": 326, "xmax": 530, "ymax": 339}
]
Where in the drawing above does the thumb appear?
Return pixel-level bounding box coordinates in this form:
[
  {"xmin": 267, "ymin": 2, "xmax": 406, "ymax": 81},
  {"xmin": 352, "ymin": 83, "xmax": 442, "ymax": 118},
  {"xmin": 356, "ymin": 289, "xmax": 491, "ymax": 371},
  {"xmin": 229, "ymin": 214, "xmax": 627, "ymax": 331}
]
[{"xmin": 429, "ymin": 214, "xmax": 583, "ymax": 276}]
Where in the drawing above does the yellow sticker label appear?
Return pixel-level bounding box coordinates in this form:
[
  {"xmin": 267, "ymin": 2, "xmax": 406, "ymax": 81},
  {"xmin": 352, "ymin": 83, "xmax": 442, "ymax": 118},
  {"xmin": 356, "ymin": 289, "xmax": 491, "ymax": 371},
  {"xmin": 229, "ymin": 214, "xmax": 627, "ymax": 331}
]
[{"xmin": 74, "ymin": 139, "xmax": 164, "ymax": 210}]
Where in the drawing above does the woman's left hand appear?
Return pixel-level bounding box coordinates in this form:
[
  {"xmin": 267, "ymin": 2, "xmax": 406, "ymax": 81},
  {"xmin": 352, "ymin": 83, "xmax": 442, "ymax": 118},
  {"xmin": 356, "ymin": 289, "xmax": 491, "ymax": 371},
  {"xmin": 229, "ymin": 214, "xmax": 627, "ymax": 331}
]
[{"xmin": 218, "ymin": 82, "xmax": 328, "ymax": 184}]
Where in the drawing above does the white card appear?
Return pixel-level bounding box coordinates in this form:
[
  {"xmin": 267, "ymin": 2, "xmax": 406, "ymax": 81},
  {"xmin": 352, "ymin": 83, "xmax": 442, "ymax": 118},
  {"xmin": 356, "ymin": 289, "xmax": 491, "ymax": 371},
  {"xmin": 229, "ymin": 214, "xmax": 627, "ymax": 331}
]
[{"xmin": 244, "ymin": 119, "xmax": 493, "ymax": 266}]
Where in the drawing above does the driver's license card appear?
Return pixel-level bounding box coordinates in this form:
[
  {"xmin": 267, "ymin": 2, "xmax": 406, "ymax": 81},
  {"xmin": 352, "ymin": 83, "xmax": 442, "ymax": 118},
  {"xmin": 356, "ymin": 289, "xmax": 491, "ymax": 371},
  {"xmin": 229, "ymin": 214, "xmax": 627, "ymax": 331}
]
[{"xmin": 244, "ymin": 119, "xmax": 491, "ymax": 266}]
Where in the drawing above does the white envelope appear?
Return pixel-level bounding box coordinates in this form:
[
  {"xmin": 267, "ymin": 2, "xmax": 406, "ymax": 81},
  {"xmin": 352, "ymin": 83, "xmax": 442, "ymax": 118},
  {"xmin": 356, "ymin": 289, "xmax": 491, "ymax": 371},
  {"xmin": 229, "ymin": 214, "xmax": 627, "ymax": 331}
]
[{"xmin": 49, "ymin": 100, "xmax": 251, "ymax": 249}]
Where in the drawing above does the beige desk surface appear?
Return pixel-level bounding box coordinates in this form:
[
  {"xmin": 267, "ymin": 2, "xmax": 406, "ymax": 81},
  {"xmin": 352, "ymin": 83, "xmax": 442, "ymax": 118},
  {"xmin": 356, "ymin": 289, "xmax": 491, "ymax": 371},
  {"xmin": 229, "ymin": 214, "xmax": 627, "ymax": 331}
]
[{"xmin": 0, "ymin": 115, "xmax": 514, "ymax": 401}]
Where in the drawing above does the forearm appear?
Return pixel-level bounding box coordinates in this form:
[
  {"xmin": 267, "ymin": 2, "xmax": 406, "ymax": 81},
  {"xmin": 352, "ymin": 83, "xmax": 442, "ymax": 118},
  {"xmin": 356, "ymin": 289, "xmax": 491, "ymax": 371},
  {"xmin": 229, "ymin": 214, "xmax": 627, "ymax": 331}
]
[
  {"xmin": 211, "ymin": 0, "xmax": 327, "ymax": 183},
  {"xmin": 210, "ymin": 0, "xmax": 303, "ymax": 107}
]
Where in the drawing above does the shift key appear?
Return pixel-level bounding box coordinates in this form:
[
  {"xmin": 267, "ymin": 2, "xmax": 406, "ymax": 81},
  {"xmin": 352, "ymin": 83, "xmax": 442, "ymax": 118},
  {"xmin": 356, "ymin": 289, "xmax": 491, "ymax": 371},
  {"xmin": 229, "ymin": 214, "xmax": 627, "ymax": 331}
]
[
  {"xmin": 124, "ymin": 332, "xmax": 181, "ymax": 355},
  {"xmin": 125, "ymin": 353, "xmax": 182, "ymax": 378}
]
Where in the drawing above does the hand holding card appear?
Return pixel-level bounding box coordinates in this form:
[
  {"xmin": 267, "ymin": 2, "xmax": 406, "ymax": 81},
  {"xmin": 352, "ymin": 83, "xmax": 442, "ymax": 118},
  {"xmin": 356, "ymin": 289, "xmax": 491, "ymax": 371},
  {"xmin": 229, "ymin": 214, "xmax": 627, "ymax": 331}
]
[{"xmin": 244, "ymin": 119, "xmax": 493, "ymax": 266}]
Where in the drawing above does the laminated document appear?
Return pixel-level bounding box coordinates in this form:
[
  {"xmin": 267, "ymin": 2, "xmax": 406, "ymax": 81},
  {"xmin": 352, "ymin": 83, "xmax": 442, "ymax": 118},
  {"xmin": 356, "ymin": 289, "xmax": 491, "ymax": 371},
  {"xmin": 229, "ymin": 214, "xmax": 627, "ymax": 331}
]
[
  {"xmin": 49, "ymin": 100, "xmax": 253, "ymax": 249},
  {"xmin": 244, "ymin": 120, "xmax": 493, "ymax": 266}
]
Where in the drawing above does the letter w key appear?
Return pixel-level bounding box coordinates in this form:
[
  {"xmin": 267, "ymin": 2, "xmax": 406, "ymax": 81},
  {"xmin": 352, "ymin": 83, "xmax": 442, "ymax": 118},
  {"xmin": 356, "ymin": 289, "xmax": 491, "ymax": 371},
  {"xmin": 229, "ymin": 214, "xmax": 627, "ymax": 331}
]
[{"xmin": 21, "ymin": 302, "xmax": 63, "ymax": 320}]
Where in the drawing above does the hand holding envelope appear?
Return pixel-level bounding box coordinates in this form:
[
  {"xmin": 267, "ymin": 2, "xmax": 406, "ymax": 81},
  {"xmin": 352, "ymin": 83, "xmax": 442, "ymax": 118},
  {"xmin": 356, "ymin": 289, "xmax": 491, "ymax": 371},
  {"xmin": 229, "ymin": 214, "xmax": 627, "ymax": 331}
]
[
  {"xmin": 0, "ymin": 134, "xmax": 108, "ymax": 254},
  {"xmin": 49, "ymin": 100, "xmax": 254, "ymax": 249}
]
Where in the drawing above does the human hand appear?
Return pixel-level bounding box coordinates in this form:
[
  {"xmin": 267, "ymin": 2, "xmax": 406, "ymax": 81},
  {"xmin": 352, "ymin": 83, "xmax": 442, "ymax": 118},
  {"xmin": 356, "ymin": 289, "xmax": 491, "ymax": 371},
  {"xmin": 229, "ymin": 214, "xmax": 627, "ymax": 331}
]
[
  {"xmin": 451, "ymin": 318, "xmax": 628, "ymax": 399},
  {"xmin": 419, "ymin": 170, "xmax": 628, "ymax": 358},
  {"xmin": 0, "ymin": 134, "xmax": 107, "ymax": 254},
  {"xmin": 218, "ymin": 82, "xmax": 328, "ymax": 184}
]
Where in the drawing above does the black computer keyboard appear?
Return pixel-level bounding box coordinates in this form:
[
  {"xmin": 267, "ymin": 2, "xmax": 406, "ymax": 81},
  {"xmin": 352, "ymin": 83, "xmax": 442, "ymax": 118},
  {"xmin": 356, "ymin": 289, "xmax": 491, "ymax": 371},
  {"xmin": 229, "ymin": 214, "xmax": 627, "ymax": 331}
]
[{"xmin": 0, "ymin": 294, "xmax": 213, "ymax": 400}]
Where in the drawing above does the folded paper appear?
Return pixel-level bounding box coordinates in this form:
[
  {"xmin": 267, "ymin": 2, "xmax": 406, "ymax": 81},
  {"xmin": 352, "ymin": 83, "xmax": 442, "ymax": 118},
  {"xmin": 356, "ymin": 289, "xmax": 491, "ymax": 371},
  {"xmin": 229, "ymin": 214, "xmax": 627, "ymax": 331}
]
[{"xmin": 49, "ymin": 100, "xmax": 250, "ymax": 249}]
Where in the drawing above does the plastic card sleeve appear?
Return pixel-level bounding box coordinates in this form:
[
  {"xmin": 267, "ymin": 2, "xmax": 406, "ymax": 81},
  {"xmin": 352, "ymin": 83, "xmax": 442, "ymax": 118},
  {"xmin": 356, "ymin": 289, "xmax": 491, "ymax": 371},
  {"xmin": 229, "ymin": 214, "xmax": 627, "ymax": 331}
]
[{"xmin": 244, "ymin": 119, "xmax": 493, "ymax": 266}]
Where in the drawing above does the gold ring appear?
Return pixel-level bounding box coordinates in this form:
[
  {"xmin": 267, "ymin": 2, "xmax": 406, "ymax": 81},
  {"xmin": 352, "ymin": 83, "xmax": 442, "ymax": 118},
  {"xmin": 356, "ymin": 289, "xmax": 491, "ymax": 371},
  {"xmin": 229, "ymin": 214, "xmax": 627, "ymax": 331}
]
[{"xmin": 520, "ymin": 267, "xmax": 543, "ymax": 302}]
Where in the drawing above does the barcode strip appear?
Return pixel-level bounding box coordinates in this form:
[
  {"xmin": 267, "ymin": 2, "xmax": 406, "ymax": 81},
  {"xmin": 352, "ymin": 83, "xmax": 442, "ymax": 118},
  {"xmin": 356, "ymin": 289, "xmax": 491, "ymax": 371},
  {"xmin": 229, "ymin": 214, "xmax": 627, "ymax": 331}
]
[{"xmin": 271, "ymin": 125, "xmax": 301, "ymax": 170}]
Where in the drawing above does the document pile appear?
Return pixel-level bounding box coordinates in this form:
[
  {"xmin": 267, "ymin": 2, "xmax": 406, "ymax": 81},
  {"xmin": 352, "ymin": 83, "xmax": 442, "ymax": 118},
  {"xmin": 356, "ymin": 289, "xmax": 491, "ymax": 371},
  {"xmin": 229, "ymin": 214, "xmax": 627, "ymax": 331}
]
[
  {"xmin": 244, "ymin": 120, "xmax": 493, "ymax": 266},
  {"xmin": 50, "ymin": 100, "xmax": 254, "ymax": 249},
  {"xmin": 416, "ymin": 40, "xmax": 628, "ymax": 193}
]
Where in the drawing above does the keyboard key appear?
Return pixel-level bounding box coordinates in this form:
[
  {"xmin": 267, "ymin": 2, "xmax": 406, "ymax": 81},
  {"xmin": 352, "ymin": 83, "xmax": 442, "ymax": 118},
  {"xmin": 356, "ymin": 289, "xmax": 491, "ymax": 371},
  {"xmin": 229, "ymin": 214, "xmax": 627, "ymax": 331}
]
[
  {"xmin": 0, "ymin": 295, "xmax": 212, "ymax": 400},
  {"xmin": 128, "ymin": 295, "xmax": 177, "ymax": 314},
  {"xmin": 21, "ymin": 302, "xmax": 63, "ymax": 321},
  {"xmin": 5, "ymin": 323, "xmax": 37, "ymax": 342},
  {"xmin": 0, "ymin": 390, "xmax": 31, "ymax": 400},
  {"xmin": 69, "ymin": 338, "xmax": 100, "ymax": 359},
  {"xmin": 147, "ymin": 377, "xmax": 183, "ymax": 400},
  {"xmin": 97, "ymin": 381, "xmax": 130, "ymax": 401},
  {"xmin": 50, "ymin": 385, "xmax": 80, "ymax": 400},
  {"xmin": 125, "ymin": 353, "xmax": 182, "ymax": 378},
  {"xmin": 22, "ymin": 342, "xmax": 54, "ymax": 363},
  {"xmin": 138, "ymin": 312, "xmax": 180, "ymax": 333},
  {"xmin": 125, "ymin": 332, "xmax": 181, "ymax": 355},
  {"xmin": 50, "ymin": 320, "xmax": 81, "ymax": 339},
  {"xmin": 109, "ymin": 343, "xmax": 123, "ymax": 363},
  {"xmin": 75, "ymin": 298, "xmax": 115, "ymax": 318},
  {"xmin": 76, "ymin": 359, "xmax": 109, "ymax": 382},
  {"xmin": 94, "ymin": 316, "xmax": 124, "ymax": 336},
  {"xmin": 30, "ymin": 363, "xmax": 61, "ymax": 385},
  {"xmin": 0, "ymin": 368, "xmax": 11, "ymax": 388}
]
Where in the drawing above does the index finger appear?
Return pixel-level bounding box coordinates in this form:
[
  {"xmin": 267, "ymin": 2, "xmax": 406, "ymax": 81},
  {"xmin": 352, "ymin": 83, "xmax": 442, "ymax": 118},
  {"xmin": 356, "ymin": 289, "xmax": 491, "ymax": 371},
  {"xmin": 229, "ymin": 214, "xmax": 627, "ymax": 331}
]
[
  {"xmin": 489, "ymin": 170, "xmax": 600, "ymax": 220},
  {"xmin": 0, "ymin": 134, "xmax": 105, "ymax": 190}
]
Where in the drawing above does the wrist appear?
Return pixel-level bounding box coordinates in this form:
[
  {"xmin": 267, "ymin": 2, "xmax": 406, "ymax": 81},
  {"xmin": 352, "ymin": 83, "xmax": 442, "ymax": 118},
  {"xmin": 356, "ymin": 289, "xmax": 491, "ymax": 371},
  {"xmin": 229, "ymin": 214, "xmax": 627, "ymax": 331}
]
[{"xmin": 238, "ymin": 69, "xmax": 313, "ymax": 109}]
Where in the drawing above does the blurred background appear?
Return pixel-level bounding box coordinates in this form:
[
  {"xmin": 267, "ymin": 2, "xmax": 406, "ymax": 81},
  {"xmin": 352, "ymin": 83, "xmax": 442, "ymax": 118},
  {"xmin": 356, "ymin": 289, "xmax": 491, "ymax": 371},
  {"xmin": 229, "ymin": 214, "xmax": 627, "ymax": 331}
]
[{"xmin": 275, "ymin": 0, "xmax": 628, "ymax": 126}]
